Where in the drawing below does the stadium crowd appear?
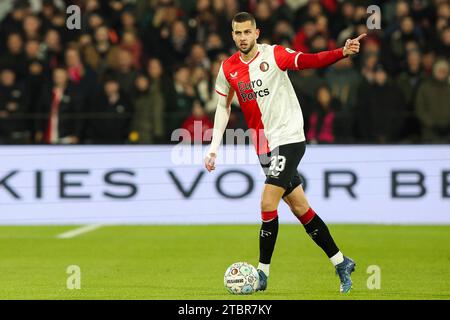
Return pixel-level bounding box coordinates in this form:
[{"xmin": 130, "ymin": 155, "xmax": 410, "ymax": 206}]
[{"xmin": 0, "ymin": 0, "xmax": 449, "ymax": 145}]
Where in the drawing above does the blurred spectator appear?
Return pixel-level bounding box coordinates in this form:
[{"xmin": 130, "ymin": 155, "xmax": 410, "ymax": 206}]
[
  {"xmin": 307, "ymin": 86, "xmax": 340, "ymax": 144},
  {"xmin": 272, "ymin": 20, "xmax": 295, "ymax": 47},
  {"xmin": 296, "ymin": 0, "xmax": 324, "ymax": 28},
  {"xmin": 384, "ymin": 0, "xmax": 411, "ymax": 37},
  {"xmin": 396, "ymin": 49, "xmax": 425, "ymax": 141},
  {"xmin": 108, "ymin": 0, "xmax": 128, "ymax": 30},
  {"xmin": 38, "ymin": 0, "xmax": 59, "ymax": 32},
  {"xmin": 0, "ymin": 32, "xmax": 27, "ymax": 80},
  {"xmin": 22, "ymin": 14, "xmax": 42, "ymax": 41},
  {"xmin": 159, "ymin": 20, "xmax": 192, "ymax": 71},
  {"xmin": 120, "ymin": 30, "xmax": 143, "ymax": 70},
  {"xmin": 24, "ymin": 38, "xmax": 47, "ymax": 128},
  {"xmin": 422, "ymin": 48, "xmax": 437, "ymax": 76},
  {"xmin": 119, "ymin": 8, "xmax": 138, "ymax": 35},
  {"xmin": 205, "ymin": 33, "xmax": 226, "ymax": 61},
  {"xmin": 356, "ymin": 64, "xmax": 406, "ymax": 143},
  {"xmin": 129, "ymin": 74, "xmax": 155, "ymax": 144},
  {"xmin": 325, "ymin": 57, "xmax": 361, "ymax": 142},
  {"xmin": 167, "ymin": 66, "xmax": 196, "ymax": 136},
  {"xmin": 25, "ymin": 40, "xmax": 49, "ymax": 79},
  {"xmin": 436, "ymin": 26, "xmax": 450, "ymax": 59},
  {"xmin": 43, "ymin": 28, "xmax": 65, "ymax": 70},
  {"xmin": 309, "ymin": 33, "xmax": 335, "ymax": 55},
  {"xmin": 331, "ymin": 1, "xmax": 355, "ymax": 40},
  {"xmin": 0, "ymin": 2, "xmax": 29, "ymax": 52},
  {"xmin": 129, "ymin": 58, "xmax": 168, "ymax": 144},
  {"xmin": 315, "ymin": 14, "xmax": 333, "ymax": 40},
  {"xmin": 387, "ymin": 15, "xmax": 424, "ymax": 74},
  {"xmin": 187, "ymin": 44, "xmax": 211, "ymax": 70},
  {"xmin": 81, "ymin": 0, "xmax": 103, "ymax": 32},
  {"xmin": 415, "ymin": 59, "xmax": 450, "ymax": 143},
  {"xmin": 191, "ymin": 67, "xmax": 210, "ymax": 105},
  {"xmin": 181, "ymin": 100, "xmax": 214, "ymax": 144},
  {"xmin": 82, "ymin": 24, "xmax": 121, "ymax": 76},
  {"xmin": 435, "ymin": 2, "xmax": 450, "ymax": 40},
  {"xmin": 0, "ymin": 69, "xmax": 29, "ymax": 143},
  {"xmin": 292, "ymin": 18, "xmax": 317, "ymax": 53},
  {"xmin": 325, "ymin": 58, "xmax": 360, "ymax": 112},
  {"xmin": 25, "ymin": 39, "xmax": 44, "ymax": 70},
  {"xmin": 207, "ymin": 0, "xmax": 235, "ymax": 50},
  {"xmin": 136, "ymin": 0, "xmax": 178, "ymax": 59},
  {"xmin": 64, "ymin": 45, "xmax": 98, "ymax": 120},
  {"xmin": 85, "ymin": 76, "xmax": 133, "ymax": 144},
  {"xmin": 49, "ymin": 7, "xmax": 73, "ymax": 42},
  {"xmin": 193, "ymin": 0, "xmax": 221, "ymax": 44},
  {"xmin": 360, "ymin": 48, "xmax": 380, "ymax": 84},
  {"xmin": 111, "ymin": 49, "xmax": 138, "ymax": 97},
  {"xmin": 255, "ymin": 1, "xmax": 275, "ymax": 40},
  {"xmin": 85, "ymin": 12, "xmax": 105, "ymax": 35},
  {"xmin": 35, "ymin": 67, "xmax": 81, "ymax": 144}
]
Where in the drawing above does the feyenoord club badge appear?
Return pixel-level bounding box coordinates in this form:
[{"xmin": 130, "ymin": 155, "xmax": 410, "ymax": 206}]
[{"xmin": 260, "ymin": 62, "xmax": 269, "ymax": 72}]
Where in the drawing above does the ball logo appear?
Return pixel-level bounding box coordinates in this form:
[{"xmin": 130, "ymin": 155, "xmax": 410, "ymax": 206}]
[
  {"xmin": 227, "ymin": 279, "xmax": 244, "ymax": 283},
  {"xmin": 224, "ymin": 262, "xmax": 259, "ymax": 295},
  {"xmin": 260, "ymin": 62, "xmax": 269, "ymax": 72}
]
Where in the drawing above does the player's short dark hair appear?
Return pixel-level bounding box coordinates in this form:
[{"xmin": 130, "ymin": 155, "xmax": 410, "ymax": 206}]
[{"xmin": 232, "ymin": 12, "xmax": 256, "ymax": 28}]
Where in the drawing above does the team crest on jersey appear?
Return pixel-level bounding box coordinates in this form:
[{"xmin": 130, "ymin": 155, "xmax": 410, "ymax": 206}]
[{"xmin": 260, "ymin": 62, "xmax": 269, "ymax": 72}]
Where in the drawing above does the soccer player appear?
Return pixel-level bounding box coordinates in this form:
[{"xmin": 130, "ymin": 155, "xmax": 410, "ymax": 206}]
[{"xmin": 204, "ymin": 12, "xmax": 365, "ymax": 293}]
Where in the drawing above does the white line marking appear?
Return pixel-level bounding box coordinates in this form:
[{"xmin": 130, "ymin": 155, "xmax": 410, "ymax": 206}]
[{"xmin": 57, "ymin": 224, "xmax": 103, "ymax": 239}]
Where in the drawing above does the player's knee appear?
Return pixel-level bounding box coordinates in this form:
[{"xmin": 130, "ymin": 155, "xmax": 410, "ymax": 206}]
[
  {"xmin": 260, "ymin": 199, "xmax": 277, "ymax": 213},
  {"xmin": 290, "ymin": 204, "xmax": 309, "ymax": 217}
]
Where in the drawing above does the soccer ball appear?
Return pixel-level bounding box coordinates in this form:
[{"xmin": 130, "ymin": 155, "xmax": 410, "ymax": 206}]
[{"xmin": 223, "ymin": 262, "xmax": 259, "ymax": 295}]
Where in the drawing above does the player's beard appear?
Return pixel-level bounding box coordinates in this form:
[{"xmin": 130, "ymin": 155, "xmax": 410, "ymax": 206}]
[{"xmin": 239, "ymin": 40, "xmax": 256, "ymax": 54}]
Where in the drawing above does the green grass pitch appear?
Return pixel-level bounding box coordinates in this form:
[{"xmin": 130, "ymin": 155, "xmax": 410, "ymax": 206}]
[{"xmin": 1, "ymin": 224, "xmax": 449, "ymax": 300}]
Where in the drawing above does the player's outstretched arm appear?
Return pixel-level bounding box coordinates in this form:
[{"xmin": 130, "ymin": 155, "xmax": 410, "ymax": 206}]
[
  {"xmin": 297, "ymin": 33, "xmax": 367, "ymax": 70},
  {"xmin": 205, "ymin": 88, "xmax": 235, "ymax": 172}
]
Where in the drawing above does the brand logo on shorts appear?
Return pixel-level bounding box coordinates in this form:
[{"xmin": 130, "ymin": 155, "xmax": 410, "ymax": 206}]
[{"xmin": 260, "ymin": 62, "xmax": 269, "ymax": 72}]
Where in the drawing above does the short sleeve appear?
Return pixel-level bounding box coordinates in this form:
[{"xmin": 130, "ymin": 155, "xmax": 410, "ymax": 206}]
[
  {"xmin": 214, "ymin": 63, "xmax": 230, "ymax": 97},
  {"xmin": 273, "ymin": 45, "xmax": 302, "ymax": 71}
]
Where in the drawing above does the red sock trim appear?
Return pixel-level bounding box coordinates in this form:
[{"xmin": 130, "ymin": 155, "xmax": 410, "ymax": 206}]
[
  {"xmin": 299, "ymin": 207, "xmax": 316, "ymax": 225},
  {"xmin": 261, "ymin": 210, "xmax": 278, "ymax": 222}
]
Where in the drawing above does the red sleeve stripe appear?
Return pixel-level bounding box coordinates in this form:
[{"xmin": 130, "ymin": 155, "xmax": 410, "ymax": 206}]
[{"xmin": 215, "ymin": 89, "xmax": 227, "ymax": 97}]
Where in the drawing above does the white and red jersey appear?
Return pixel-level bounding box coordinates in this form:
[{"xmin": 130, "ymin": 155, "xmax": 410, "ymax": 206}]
[{"xmin": 215, "ymin": 43, "xmax": 344, "ymax": 155}]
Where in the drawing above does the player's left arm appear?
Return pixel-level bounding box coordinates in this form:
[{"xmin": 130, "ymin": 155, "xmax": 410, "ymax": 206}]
[
  {"xmin": 274, "ymin": 34, "xmax": 367, "ymax": 71},
  {"xmin": 205, "ymin": 87, "xmax": 235, "ymax": 172}
]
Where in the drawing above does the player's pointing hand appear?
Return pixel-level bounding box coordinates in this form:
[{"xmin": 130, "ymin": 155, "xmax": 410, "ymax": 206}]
[
  {"xmin": 205, "ymin": 153, "xmax": 217, "ymax": 172},
  {"xmin": 343, "ymin": 33, "xmax": 367, "ymax": 56}
]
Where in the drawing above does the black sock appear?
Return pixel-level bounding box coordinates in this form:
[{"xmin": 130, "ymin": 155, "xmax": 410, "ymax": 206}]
[
  {"xmin": 259, "ymin": 217, "xmax": 279, "ymax": 264},
  {"xmin": 303, "ymin": 214, "xmax": 339, "ymax": 258}
]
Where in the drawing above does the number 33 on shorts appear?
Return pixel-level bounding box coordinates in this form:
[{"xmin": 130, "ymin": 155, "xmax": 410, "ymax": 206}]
[{"xmin": 268, "ymin": 155, "xmax": 286, "ymax": 177}]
